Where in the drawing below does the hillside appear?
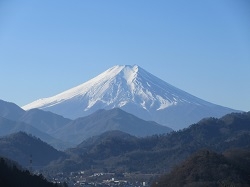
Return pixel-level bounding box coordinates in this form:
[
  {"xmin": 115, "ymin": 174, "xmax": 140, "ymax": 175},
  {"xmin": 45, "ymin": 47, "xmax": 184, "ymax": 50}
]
[
  {"xmin": 0, "ymin": 100, "xmax": 73, "ymax": 149},
  {"xmin": 0, "ymin": 132, "xmax": 66, "ymax": 169},
  {"xmin": 71, "ymin": 130, "xmax": 140, "ymax": 159},
  {"xmin": 19, "ymin": 108, "xmax": 71, "ymax": 134},
  {"xmin": 45, "ymin": 112, "xmax": 250, "ymax": 174},
  {"xmin": 0, "ymin": 156, "xmax": 61, "ymax": 187},
  {"xmin": 0, "ymin": 99, "xmax": 172, "ymax": 149},
  {"xmin": 0, "ymin": 116, "xmax": 70, "ymax": 150},
  {"xmin": 0, "ymin": 99, "xmax": 25, "ymax": 120},
  {"xmin": 152, "ymin": 149, "xmax": 250, "ymax": 187},
  {"xmin": 53, "ymin": 108, "xmax": 172, "ymax": 145}
]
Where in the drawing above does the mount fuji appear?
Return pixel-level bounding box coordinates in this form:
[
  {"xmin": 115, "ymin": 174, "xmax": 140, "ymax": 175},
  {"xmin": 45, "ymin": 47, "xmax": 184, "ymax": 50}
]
[{"xmin": 22, "ymin": 65, "xmax": 238, "ymax": 130}]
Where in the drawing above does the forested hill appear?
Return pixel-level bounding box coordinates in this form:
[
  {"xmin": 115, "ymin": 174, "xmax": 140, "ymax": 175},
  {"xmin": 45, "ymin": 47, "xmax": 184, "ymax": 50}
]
[
  {"xmin": 47, "ymin": 112, "xmax": 250, "ymax": 173},
  {"xmin": 0, "ymin": 132, "xmax": 66, "ymax": 169},
  {"xmin": 0, "ymin": 156, "xmax": 63, "ymax": 187},
  {"xmin": 152, "ymin": 149, "xmax": 250, "ymax": 187}
]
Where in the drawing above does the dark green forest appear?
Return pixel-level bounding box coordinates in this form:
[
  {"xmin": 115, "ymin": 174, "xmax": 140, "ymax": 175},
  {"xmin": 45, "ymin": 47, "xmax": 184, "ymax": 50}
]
[
  {"xmin": 0, "ymin": 157, "xmax": 65, "ymax": 187},
  {"xmin": 152, "ymin": 149, "xmax": 250, "ymax": 187}
]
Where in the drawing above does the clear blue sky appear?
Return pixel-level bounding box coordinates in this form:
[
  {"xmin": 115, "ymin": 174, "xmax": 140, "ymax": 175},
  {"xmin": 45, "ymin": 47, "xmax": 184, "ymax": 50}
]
[{"xmin": 0, "ymin": 0, "xmax": 249, "ymax": 111}]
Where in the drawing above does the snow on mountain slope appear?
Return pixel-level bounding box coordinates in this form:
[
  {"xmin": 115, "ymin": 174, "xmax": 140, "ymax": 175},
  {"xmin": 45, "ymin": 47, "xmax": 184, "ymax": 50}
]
[{"xmin": 22, "ymin": 65, "xmax": 238, "ymax": 130}]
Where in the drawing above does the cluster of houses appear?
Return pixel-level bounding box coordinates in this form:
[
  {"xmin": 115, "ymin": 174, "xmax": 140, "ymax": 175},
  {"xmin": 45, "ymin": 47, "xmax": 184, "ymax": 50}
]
[{"xmin": 49, "ymin": 171, "xmax": 149, "ymax": 187}]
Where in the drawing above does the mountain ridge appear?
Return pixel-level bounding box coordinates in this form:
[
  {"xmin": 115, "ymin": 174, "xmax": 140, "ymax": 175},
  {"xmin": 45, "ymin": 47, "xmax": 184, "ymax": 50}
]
[
  {"xmin": 0, "ymin": 99, "xmax": 170, "ymax": 148},
  {"xmin": 52, "ymin": 108, "xmax": 172, "ymax": 145},
  {"xmin": 0, "ymin": 116, "xmax": 70, "ymax": 150},
  {"xmin": 0, "ymin": 99, "xmax": 25, "ymax": 120},
  {"xmin": 0, "ymin": 132, "xmax": 65, "ymax": 169}
]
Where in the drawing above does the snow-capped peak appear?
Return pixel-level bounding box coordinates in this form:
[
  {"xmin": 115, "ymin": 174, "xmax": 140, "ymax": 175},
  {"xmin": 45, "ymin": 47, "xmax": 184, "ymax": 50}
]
[
  {"xmin": 22, "ymin": 64, "xmax": 236, "ymax": 130},
  {"xmin": 23, "ymin": 65, "xmax": 206, "ymax": 113}
]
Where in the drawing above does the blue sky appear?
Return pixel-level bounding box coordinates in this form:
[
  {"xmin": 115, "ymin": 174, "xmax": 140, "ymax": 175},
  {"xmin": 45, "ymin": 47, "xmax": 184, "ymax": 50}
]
[{"xmin": 0, "ymin": 0, "xmax": 249, "ymax": 111}]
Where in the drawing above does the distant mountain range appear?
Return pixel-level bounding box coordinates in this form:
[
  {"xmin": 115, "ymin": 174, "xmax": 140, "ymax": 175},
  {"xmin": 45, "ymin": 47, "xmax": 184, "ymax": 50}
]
[
  {"xmin": 0, "ymin": 100, "xmax": 71, "ymax": 133},
  {"xmin": 0, "ymin": 110, "xmax": 249, "ymax": 185},
  {"xmin": 0, "ymin": 99, "xmax": 171, "ymax": 148},
  {"xmin": 52, "ymin": 108, "xmax": 172, "ymax": 145},
  {"xmin": 0, "ymin": 100, "xmax": 72, "ymax": 149},
  {"xmin": 22, "ymin": 65, "xmax": 238, "ymax": 130},
  {"xmin": 46, "ymin": 111, "xmax": 250, "ymax": 173}
]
